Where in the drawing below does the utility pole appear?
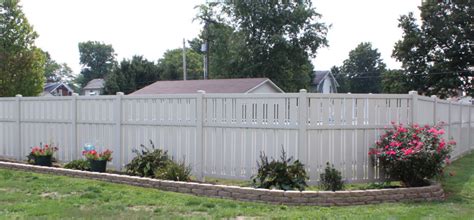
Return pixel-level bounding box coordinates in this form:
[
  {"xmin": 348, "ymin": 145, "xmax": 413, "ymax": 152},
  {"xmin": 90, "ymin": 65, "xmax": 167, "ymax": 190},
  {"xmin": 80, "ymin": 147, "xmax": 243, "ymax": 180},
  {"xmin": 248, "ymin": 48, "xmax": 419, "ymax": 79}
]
[
  {"xmin": 202, "ymin": 22, "xmax": 209, "ymax": 80},
  {"xmin": 183, "ymin": 38, "xmax": 187, "ymax": 80}
]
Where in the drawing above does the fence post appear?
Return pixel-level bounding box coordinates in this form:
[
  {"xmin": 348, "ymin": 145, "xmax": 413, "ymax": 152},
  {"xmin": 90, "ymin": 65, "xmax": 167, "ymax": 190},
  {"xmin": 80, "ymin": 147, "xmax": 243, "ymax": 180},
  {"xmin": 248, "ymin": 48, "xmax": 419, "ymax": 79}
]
[
  {"xmin": 447, "ymin": 98, "xmax": 452, "ymax": 139},
  {"xmin": 431, "ymin": 95, "xmax": 437, "ymax": 125},
  {"xmin": 15, "ymin": 94, "xmax": 22, "ymax": 160},
  {"xmin": 196, "ymin": 90, "xmax": 206, "ymax": 180},
  {"xmin": 298, "ymin": 89, "xmax": 308, "ymax": 164},
  {"xmin": 409, "ymin": 91, "xmax": 418, "ymax": 124},
  {"xmin": 71, "ymin": 93, "xmax": 78, "ymax": 160},
  {"xmin": 114, "ymin": 92, "xmax": 124, "ymax": 171}
]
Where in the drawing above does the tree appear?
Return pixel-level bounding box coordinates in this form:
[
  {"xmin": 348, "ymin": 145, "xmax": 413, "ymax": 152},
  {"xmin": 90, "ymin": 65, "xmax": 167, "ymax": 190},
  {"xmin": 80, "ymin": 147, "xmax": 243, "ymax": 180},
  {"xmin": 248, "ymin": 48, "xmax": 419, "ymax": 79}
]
[
  {"xmin": 78, "ymin": 41, "xmax": 116, "ymax": 87},
  {"xmin": 393, "ymin": 1, "xmax": 473, "ymax": 97},
  {"xmin": 0, "ymin": 0, "xmax": 45, "ymax": 97},
  {"xmin": 158, "ymin": 48, "xmax": 203, "ymax": 81},
  {"xmin": 381, "ymin": 69, "xmax": 411, "ymax": 94},
  {"xmin": 337, "ymin": 42, "xmax": 386, "ymax": 93},
  {"xmin": 196, "ymin": 1, "xmax": 328, "ymax": 92},
  {"xmin": 43, "ymin": 51, "xmax": 76, "ymax": 85},
  {"xmin": 104, "ymin": 56, "xmax": 160, "ymax": 94}
]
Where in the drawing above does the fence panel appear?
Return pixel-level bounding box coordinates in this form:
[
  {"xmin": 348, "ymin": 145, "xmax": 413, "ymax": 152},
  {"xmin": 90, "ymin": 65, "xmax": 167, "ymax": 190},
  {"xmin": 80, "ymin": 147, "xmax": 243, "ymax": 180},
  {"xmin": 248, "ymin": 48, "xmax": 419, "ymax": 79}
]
[{"xmin": 0, "ymin": 92, "xmax": 472, "ymax": 183}]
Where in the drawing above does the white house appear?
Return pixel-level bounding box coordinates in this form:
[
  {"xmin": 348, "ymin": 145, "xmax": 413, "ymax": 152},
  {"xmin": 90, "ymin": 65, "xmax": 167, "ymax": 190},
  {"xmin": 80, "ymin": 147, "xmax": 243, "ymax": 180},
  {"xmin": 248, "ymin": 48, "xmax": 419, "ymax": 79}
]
[
  {"xmin": 83, "ymin": 79, "xmax": 105, "ymax": 96},
  {"xmin": 311, "ymin": 71, "xmax": 339, "ymax": 93}
]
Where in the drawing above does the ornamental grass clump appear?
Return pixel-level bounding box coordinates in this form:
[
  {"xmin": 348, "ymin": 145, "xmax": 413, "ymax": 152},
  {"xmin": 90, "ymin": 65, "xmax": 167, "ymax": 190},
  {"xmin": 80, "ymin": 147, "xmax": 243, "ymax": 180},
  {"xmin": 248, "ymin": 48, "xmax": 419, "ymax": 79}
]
[{"xmin": 370, "ymin": 123, "xmax": 455, "ymax": 187}]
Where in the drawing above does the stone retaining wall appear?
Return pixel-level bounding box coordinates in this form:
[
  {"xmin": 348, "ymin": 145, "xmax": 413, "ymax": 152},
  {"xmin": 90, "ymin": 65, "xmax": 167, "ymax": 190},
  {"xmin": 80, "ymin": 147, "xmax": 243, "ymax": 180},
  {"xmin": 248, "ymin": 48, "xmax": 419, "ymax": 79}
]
[{"xmin": 0, "ymin": 161, "xmax": 445, "ymax": 206}]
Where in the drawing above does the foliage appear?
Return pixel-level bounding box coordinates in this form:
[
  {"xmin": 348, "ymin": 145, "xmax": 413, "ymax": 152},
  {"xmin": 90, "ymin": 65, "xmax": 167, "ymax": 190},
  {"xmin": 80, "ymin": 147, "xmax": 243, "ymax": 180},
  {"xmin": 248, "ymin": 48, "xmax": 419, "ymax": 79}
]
[
  {"xmin": 30, "ymin": 143, "xmax": 58, "ymax": 157},
  {"xmin": 43, "ymin": 51, "xmax": 76, "ymax": 84},
  {"xmin": 155, "ymin": 159, "xmax": 192, "ymax": 181},
  {"xmin": 381, "ymin": 69, "xmax": 411, "ymax": 94},
  {"xmin": 82, "ymin": 149, "xmax": 113, "ymax": 161},
  {"xmin": 335, "ymin": 42, "xmax": 386, "ymax": 93},
  {"xmin": 195, "ymin": 1, "xmax": 328, "ymax": 92},
  {"xmin": 369, "ymin": 123, "xmax": 455, "ymax": 187},
  {"xmin": 64, "ymin": 159, "xmax": 90, "ymax": 171},
  {"xmin": 392, "ymin": 1, "xmax": 473, "ymax": 97},
  {"xmin": 252, "ymin": 149, "xmax": 308, "ymax": 191},
  {"xmin": 78, "ymin": 41, "xmax": 116, "ymax": 88},
  {"xmin": 125, "ymin": 140, "xmax": 169, "ymax": 177},
  {"xmin": 104, "ymin": 55, "xmax": 160, "ymax": 94},
  {"xmin": 319, "ymin": 162, "xmax": 344, "ymax": 191},
  {"xmin": 158, "ymin": 48, "xmax": 203, "ymax": 81},
  {"xmin": 0, "ymin": 0, "xmax": 45, "ymax": 97}
]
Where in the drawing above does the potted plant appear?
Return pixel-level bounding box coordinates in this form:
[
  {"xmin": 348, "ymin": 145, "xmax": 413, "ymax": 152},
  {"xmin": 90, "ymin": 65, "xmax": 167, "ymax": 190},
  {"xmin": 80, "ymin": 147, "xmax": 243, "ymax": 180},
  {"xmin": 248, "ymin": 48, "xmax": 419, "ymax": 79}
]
[
  {"xmin": 30, "ymin": 143, "xmax": 58, "ymax": 166},
  {"xmin": 83, "ymin": 148, "xmax": 113, "ymax": 172}
]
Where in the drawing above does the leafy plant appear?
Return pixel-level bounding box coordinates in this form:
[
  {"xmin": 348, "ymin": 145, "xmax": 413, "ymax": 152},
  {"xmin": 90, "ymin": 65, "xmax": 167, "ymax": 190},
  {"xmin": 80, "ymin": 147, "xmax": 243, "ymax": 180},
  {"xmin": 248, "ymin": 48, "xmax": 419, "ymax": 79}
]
[
  {"xmin": 319, "ymin": 162, "xmax": 344, "ymax": 191},
  {"xmin": 155, "ymin": 159, "xmax": 192, "ymax": 181},
  {"xmin": 31, "ymin": 143, "xmax": 58, "ymax": 157},
  {"xmin": 252, "ymin": 148, "xmax": 308, "ymax": 191},
  {"xmin": 125, "ymin": 140, "xmax": 169, "ymax": 177},
  {"xmin": 64, "ymin": 159, "xmax": 90, "ymax": 171},
  {"xmin": 369, "ymin": 123, "xmax": 455, "ymax": 187}
]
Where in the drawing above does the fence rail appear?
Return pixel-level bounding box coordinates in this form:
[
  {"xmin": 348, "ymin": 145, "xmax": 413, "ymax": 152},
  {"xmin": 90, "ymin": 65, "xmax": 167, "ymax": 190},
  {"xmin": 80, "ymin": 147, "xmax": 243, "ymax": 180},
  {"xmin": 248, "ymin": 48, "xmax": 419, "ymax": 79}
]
[{"xmin": 0, "ymin": 91, "xmax": 472, "ymax": 183}]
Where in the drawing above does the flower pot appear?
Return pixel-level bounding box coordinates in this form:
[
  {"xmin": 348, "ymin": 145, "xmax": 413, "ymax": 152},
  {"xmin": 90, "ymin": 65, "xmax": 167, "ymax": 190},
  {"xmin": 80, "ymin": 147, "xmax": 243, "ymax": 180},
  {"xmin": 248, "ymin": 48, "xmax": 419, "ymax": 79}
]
[
  {"xmin": 89, "ymin": 159, "xmax": 107, "ymax": 172},
  {"xmin": 34, "ymin": 155, "xmax": 52, "ymax": 166}
]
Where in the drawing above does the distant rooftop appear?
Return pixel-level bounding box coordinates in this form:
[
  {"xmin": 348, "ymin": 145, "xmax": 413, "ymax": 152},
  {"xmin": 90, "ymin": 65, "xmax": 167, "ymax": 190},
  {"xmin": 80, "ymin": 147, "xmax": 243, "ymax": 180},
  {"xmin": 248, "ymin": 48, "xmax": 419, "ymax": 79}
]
[
  {"xmin": 131, "ymin": 78, "xmax": 283, "ymax": 94},
  {"xmin": 83, "ymin": 78, "xmax": 105, "ymax": 90}
]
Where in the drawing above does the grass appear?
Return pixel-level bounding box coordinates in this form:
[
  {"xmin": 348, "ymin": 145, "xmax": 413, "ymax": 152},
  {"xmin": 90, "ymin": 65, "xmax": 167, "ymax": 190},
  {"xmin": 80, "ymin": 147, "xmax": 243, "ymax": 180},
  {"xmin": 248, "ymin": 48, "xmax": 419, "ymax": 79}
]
[{"xmin": 0, "ymin": 153, "xmax": 473, "ymax": 219}]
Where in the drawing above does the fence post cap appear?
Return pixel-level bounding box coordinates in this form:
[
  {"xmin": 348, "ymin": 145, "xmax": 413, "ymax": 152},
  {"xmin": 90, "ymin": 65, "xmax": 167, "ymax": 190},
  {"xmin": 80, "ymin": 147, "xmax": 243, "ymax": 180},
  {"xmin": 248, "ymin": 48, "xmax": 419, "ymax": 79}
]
[
  {"xmin": 299, "ymin": 89, "xmax": 307, "ymax": 93},
  {"xmin": 409, "ymin": 91, "xmax": 418, "ymax": 95},
  {"xmin": 116, "ymin": 92, "xmax": 124, "ymax": 96},
  {"xmin": 15, "ymin": 94, "xmax": 22, "ymax": 97},
  {"xmin": 431, "ymin": 95, "xmax": 437, "ymax": 99},
  {"xmin": 72, "ymin": 93, "xmax": 79, "ymax": 96},
  {"xmin": 447, "ymin": 98, "xmax": 452, "ymax": 102},
  {"xmin": 197, "ymin": 90, "xmax": 206, "ymax": 94}
]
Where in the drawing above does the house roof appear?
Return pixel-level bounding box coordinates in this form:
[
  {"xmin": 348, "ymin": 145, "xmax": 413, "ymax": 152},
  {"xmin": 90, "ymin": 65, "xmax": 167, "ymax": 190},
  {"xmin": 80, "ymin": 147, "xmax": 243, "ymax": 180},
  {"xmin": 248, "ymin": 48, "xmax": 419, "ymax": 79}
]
[
  {"xmin": 83, "ymin": 78, "xmax": 105, "ymax": 90},
  {"xmin": 131, "ymin": 78, "xmax": 283, "ymax": 94},
  {"xmin": 312, "ymin": 71, "xmax": 331, "ymax": 85},
  {"xmin": 43, "ymin": 82, "xmax": 74, "ymax": 93}
]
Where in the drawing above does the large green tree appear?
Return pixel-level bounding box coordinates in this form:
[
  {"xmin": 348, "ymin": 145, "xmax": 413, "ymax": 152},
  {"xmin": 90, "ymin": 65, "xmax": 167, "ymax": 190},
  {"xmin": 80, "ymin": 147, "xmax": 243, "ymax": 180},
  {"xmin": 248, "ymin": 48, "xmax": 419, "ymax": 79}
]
[
  {"xmin": 196, "ymin": 1, "xmax": 328, "ymax": 92},
  {"xmin": 43, "ymin": 51, "xmax": 76, "ymax": 86},
  {"xmin": 336, "ymin": 42, "xmax": 386, "ymax": 93},
  {"xmin": 0, "ymin": 0, "xmax": 45, "ymax": 97},
  {"xmin": 392, "ymin": 0, "xmax": 473, "ymax": 97},
  {"xmin": 158, "ymin": 48, "xmax": 203, "ymax": 81},
  {"xmin": 104, "ymin": 56, "xmax": 160, "ymax": 94},
  {"xmin": 78, "ymin": 41, "xmax": 116, "ymax": 87},
  {"xmin": 381, "ymin": 69, "xmax": 411, "ymax": 94}
]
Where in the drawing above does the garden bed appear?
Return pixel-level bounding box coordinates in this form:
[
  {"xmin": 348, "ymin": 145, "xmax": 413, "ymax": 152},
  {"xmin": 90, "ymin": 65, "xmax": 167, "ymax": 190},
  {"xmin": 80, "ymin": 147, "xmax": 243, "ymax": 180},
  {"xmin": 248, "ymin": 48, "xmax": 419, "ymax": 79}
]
[{"xmin": 0, "ymin": 160, "xmax": 444, "ymax": 206}]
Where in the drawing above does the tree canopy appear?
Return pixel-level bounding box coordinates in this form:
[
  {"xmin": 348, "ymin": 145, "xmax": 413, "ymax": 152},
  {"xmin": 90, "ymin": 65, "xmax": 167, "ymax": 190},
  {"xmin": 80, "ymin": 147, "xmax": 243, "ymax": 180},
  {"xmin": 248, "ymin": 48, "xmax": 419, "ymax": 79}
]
[
  {"xmin": 159, "ymin": 48, "xmax": 203, "ymax": 81},
  {"xmin": 78, "ymin": 41, "xmax": 116, "ymax": 87},
  {"xmin": 0, "ymin": 0, "xmax": 45, "ymax": 97},
  {"xmin": 334, "ymin": 42, "xmax": 386, "ymax": 93},
  {"xmin": 195, "ymin": 1, "xmax": 328, "ymax": 92},
  {"xmin": 392, "ymin": 0, "xmax": 473, "ymax": 97}
]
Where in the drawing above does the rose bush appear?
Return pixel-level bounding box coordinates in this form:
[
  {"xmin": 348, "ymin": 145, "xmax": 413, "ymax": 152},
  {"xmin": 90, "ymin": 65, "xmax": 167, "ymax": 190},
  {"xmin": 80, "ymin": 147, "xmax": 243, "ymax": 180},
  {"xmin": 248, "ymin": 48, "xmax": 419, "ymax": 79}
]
[{"xmin": 370, "ymin": 123, "xmax": 455, "ymax": 187}]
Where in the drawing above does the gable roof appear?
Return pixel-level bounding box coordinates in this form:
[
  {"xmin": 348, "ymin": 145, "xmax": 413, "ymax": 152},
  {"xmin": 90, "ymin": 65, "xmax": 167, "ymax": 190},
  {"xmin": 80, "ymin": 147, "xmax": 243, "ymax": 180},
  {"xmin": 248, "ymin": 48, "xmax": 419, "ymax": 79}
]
[
  {"xmin": 312, "ymin": 70, "xmax": 340, "ymax": 87},
  {"xmin": 131, "ymin": 78, "xmax": 284, "ymax": 94},
  {"xmin": 84, "ymin": 78, "xmax": 105, "ymax": 90},
  {"xmin": 43, "ymin": 82, "xmax": 74, "ymax": 93}
]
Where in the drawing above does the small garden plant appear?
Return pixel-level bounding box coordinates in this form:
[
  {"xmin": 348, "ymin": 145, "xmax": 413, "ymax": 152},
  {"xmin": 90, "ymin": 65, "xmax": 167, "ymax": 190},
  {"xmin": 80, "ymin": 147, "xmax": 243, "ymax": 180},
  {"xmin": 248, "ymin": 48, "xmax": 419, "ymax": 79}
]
[
  {"xmin": 370, "ymin": 123, "xmax": 455, "ymax": 187},
  {"xmin": 64, "ymin": 159, "xmax": 90, "ymax": 171},
  {"xmin": 252, "ymin": 148, "xmax": 308, "ymax": 191},
  {"xmin": 319, "ymin": 162, "xmax": 344, "ymax": 191},
  {"xmin": 125, "ymin": 140, "xmax": 169, "ymax": 177},
  {"xmin": 28, "ymin": 143, "xmax": 58, "ymax": 166},
  {"xmin": 82, "ymin": 145, "xmax": 113, "ymax": 172},
  {"xmin": 155, "ymin": 159, "xmax": 192, "ymax": 181}
]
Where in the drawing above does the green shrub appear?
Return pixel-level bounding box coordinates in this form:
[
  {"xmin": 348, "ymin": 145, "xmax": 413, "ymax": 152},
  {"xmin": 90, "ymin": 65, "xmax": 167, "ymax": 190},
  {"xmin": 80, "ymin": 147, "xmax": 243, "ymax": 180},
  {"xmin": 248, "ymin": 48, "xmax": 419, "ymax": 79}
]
[
  {"xmin": 252, "ymin": 148, "xmax": 308, "ymax": 191},
  {"xmin": 319, "ymin": 162, "xmax": 344, "ymax": 191},
  {"xmin": 155, "ymin": 159, "xmax": 192, "ymax": 181},
  {"xmin": 64, "ymin": 159, "xmax": 90, "ymax": 171},
  {"xmin": 125, "ymin": 140, "xmax": 169, "ymax": 177}
]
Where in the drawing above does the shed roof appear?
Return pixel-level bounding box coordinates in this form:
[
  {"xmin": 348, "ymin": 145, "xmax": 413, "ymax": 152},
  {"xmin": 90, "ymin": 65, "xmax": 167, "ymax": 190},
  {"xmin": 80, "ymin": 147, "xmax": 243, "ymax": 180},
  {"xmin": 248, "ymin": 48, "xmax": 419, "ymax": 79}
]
[
  {"xmin": 83, "ymin": 79, "xmax": 105, "ymax": 90},
  {"xmin": 131, "ymin": 78, "xmax": 283, "ymax": 94}
]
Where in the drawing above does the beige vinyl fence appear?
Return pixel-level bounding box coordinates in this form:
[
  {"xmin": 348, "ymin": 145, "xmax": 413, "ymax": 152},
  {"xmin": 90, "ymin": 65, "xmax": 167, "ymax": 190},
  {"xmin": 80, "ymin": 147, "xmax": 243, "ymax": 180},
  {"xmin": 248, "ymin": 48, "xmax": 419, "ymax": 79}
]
[{"xmin": 0, "ymin": 91, "xmax": 472, "ymax": 183}]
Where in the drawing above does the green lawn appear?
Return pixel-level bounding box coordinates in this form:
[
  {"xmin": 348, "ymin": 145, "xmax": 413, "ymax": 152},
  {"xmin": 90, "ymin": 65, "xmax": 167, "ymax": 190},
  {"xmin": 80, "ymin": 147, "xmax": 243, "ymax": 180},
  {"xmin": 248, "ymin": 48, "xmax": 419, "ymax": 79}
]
[{"xmin": 0, "ymin": 153, "xmax": 473, "ymax": 219}]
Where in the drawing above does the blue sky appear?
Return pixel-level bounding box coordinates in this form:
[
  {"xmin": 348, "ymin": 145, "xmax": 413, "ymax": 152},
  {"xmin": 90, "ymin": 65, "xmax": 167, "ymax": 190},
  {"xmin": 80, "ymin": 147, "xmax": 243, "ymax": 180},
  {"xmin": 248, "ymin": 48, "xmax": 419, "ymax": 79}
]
[{"xmin": 21, "ymin": 0, "xmax": 421, "ymax": 75}]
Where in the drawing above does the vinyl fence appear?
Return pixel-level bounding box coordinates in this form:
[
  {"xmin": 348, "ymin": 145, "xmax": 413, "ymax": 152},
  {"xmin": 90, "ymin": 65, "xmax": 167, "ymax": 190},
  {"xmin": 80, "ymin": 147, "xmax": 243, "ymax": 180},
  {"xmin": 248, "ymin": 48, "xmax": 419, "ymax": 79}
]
[{"xmin": 0, "ymin": 91, "xmax": 472, "ymax": 183}]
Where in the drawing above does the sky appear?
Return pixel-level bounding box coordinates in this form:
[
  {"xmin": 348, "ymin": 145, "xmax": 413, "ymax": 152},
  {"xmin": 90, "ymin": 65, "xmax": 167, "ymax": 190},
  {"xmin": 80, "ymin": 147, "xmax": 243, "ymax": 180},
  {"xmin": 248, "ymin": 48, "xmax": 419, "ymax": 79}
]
[{"xmin": 20, "ymin": 0, "xmax": 422, "ymax": 75}]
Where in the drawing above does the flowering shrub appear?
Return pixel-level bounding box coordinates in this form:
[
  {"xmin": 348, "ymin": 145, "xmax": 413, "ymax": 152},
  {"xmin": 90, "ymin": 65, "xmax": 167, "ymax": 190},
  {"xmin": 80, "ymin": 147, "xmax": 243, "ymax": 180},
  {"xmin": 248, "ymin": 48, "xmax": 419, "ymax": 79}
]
[
  {"xmin": 30, "ymin": 143, "xmax": 58, "ymax": 157},
  {"xmin": 83, "ymin": 149, "xmax": 113, "ymax": 161},
  {"xmin": 370, "ymin": 123, "xmax": 455, "ymax": 187}
]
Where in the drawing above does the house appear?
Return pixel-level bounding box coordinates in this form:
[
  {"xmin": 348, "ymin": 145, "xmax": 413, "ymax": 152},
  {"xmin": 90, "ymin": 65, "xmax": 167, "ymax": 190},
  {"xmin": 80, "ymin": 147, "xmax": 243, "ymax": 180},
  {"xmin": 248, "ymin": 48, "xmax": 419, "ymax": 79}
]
[
  {"xmin": 131, "ymin": 78, "xmax": 284, "ymax": 95},
  {"xmin": 42, "ymin": 82, "xmax": 74, "ymax": 96},
  {"xmin": 311, "ymin": 70, "xmax": 339, "ymax": 93},
  {"xmin": 83, "ymin": 79, "xmax": 105, "ymax": 96}
]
